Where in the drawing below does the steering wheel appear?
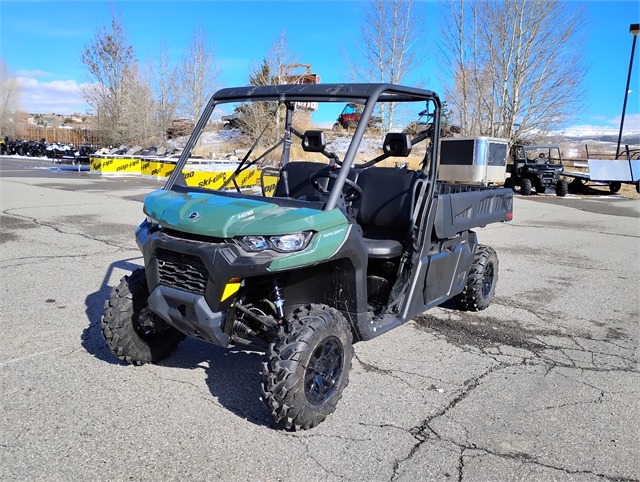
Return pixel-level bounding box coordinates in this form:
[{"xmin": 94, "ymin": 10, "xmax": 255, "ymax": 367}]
[{"xmin": 310, "ymin": 170, "xmax": 363, "ymax": 202}]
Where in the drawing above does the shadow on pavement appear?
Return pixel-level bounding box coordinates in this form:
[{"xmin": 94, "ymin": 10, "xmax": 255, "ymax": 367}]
[
  {"xmin": 82, "ymin": 258, "xmax": 276, "ymax": 428},
  {"xmin": 162, "ymin": 340, "xmax": 276, "ymax": 429},
  {"xmin": 82, "ymin": 257, "xmax": 143, "ymax": 365}
]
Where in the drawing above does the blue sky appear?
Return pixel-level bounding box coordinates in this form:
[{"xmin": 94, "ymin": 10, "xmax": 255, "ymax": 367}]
[{"xmin": 1, "ymin": 0, "xmax": 639, "ymax": 133}]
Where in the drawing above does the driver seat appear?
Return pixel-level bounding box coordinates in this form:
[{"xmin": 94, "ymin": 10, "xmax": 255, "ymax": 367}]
[
  {"xmin": 274, "ymin": 162, "xmax": 329, "ymax": 200},
  {"xmin": 353, "ymin": 167, "xmax": 422, "ymax": 259}
]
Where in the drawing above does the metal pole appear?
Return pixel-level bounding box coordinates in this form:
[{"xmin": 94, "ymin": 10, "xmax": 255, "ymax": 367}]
[{"xmin": 616, "ymin": 24, "xmax": 639, "ymax": 159}]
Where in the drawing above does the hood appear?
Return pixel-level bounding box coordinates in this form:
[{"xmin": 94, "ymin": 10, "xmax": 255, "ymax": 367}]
[{"xmin": 143, "ymin": 189, "xmax": 347, "ymax": 238}]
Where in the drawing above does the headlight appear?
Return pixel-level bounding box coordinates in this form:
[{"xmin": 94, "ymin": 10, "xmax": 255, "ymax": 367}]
[
  {"xmin": 270, "ymin": 233, "xmax": 309, "ymax": 252},
  {"xmin": 242, "ymin": 235, "xmax": 269, "ymax": 251},
  {"xmin": 145, "ymin": 216, "xmax": 161, "ymax": 231},
  {"xmin": 237, "ymin": 231, "xmax": 313, "ymax": 253}
]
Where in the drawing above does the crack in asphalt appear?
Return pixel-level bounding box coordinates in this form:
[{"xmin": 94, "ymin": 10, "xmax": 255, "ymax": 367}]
[
  {"xmin": 389, "ymin": 361, "xmax": 509, "ymax": 481},
  {"xmin": 354, "ymin": 353, "xmax": 415, "ymax": 388},
  {"xmin": 414, "ymin": 306, "xmax": 636, "ymax": 371},
  {"xmin": 2, "ymin": 209, "xmax": 132, "ymax": 250},
  {"xmin": 457, "ymin": 446, "xmax": 466, "ymax": 482},
  {"xmin": 388, "ymin": 294, "xmax": 637, "ymax": 481},
  {"xmin": 291, "ymin": 436, "xmax": 348, "ymax": 480},
  {"xmin": 0, "ymin": 253, "xmax": 118, "ymax": 269},
  {"xmin": 457, "ymin": 444, "xmax": 638, "ymax": 482}
]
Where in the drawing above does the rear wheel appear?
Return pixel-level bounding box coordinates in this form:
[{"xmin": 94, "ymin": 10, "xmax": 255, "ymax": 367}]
[
  {"xmin": 101, "ymin": 268, "xmax": 185, "ymax": 365},
  {"xmin": 536, "ymin": 183, "xmax": 546, "ymax": 194},
  {"xmin": 569, "ymin": 177, "xmax": 583, "ymax": 193},
  {"xmin": 520, "ymin": 178, "xmax": 532, "ymax": 196},
  {"xmin": 609, "ymin": 182, "xmax": 621, "ymax": 193},
  {"xmin": 456, "ymin": 245, "xmax": 498, "ymax": 311},
  {"xmin": 556, "ymin": 179, "xmax": 568, "ymax": 197},
  {"xmin": 504, "ymin": 177, "xmax": 514, "ymax": 190},
  {"xmin": 261, "ymin": 304, "xmax": 353, "ymax": 430}
]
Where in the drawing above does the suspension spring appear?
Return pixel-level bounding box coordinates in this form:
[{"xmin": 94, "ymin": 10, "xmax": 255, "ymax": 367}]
[{"xmin": 270, "ymin": 277, "xmax": 286, "ymax": 319}]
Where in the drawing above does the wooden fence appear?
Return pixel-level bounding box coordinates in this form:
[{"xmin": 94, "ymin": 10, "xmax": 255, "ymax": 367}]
[{"xmin": 15, "ymin": 125, "xmax": 108, "ymax": 148}]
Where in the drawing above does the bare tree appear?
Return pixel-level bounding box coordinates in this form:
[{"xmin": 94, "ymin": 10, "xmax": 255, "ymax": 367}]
[
  {"xmin": 439, "ymin": 0, "xmax": 588, "ymax": 143},
  {"xmin": 148, "ymin": 40, "xmax": 179, "ymax": 142},
  {"xmin": 236, "ymin": 30, "xmax": 303, "ymax": 148},
  {"xmin": 343, "ymin": 0, "xmax": 426, "ymax": 131},
  {"xmin": 125, "ymin": 66, "xmax": 155, "ymax": 143},
  {"xmin": 80, "ymin": 9, "xmax": 139, "ymax": 144},
  {"xmin": 176, "ymin": 26, "xmax": 221, "ymax": 124},
  {"xmin": 0, "ymin": 58, "xmax": 21, "ymax": 137},
  {"xmin": 267, "ymin": 29, "xmax": 302, "ymax": 85}
]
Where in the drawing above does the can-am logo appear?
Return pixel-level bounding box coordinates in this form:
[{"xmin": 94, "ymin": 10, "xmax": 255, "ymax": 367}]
[{"xmin": 188, "ymin": 211, "xmax": 200, "ymax": 219}]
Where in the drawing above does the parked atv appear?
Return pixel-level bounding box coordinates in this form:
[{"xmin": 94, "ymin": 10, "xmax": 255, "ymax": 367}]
[
  {"xmin": 505, "ymin": 144, "xmax": 568, "ymax": 196},
  {"xmin": 102, "ymin": 83, "xmax": 513, "ymax": 431},
  {"xmin": 221, "ymin": 112, "xmax": 243, "ymax": 130},
  {"xmin": 25, "ymin": 139, "xmax": 47, "ymax": 157},
  {"xmin": 332, "ymin": 103, "xmax": 382, "ymax": 132}
]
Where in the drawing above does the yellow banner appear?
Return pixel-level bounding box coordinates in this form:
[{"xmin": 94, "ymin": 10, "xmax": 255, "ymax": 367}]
[
  {"xmin": 90, "ymin": 156, "xmax": 141, "ymax": 175},
  {"xmin": 90, "ymin": 156, "xmax": 267, "ymax": 190},
  {"xmin": 261, "ymin": 172, "xmax": 280, "ymax": 197},
  {"xmin": 141, "ymin": 160, "xmax": 176, "ymax": 179},
  {"xmin": 183, "ymin": 168, "xmax": 260, "ymax": 190}
]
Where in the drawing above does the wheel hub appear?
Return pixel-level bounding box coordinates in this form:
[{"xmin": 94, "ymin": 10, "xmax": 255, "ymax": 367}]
[
  {"xmin": 305, "ymin": 336, "xmax": 343, "ymax": 405},
  {"xmin": 482, "ymin": 262, "xmax": 494, "ymax": 298}
]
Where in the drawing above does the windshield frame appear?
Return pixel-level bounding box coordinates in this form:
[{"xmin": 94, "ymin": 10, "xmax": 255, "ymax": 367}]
[{"xmin": 164, "ymin": 83, "xmax": 441, "ymax": 211}]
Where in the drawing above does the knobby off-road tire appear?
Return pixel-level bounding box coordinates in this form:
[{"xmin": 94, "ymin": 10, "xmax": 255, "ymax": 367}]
[
  {"xmin": 456, "ymin": 245, "xmax": 499, "ymax": 311},
  {"xmin": 556, "ymin": 179, "xmax": 568, "ymax": 197},
  {"xmin": 504, "ymin": 177, "xmax": 514, "ymax": 190},
  {"xmin": 261, "ymin": 304, "xmax": 354, "ymax": 431},
  {"xmin": 520, "ymin": 178, "xmax": 532, "ymax": 196},
  {"xmin": 569, "ymin": 178, "xmax": 583, "ymax": 194},
  {"xmin": 101, "ymin": 268, "xmax": 185, "ymax": 365}
]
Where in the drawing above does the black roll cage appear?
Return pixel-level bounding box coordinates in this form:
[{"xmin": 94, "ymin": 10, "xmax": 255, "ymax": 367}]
[{"xmin": 164, "ymin": 83, "xmax": 442, "ymax": 211}]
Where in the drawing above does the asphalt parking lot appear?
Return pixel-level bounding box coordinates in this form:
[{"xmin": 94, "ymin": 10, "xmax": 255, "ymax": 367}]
[{"xmin": 1, "ymin": 156, "xmax": 638, "ymax": 481}]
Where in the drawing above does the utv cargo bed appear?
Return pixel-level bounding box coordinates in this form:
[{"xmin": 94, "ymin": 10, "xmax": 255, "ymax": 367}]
[{"xmin": 434, "ymin": 182, "xmax": 513, "ymax": 239}]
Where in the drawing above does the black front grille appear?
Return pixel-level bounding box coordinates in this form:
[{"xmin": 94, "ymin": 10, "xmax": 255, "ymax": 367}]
[{"xmin": 157, "ymin": 249, "xmax": 209, "ymax": 295}]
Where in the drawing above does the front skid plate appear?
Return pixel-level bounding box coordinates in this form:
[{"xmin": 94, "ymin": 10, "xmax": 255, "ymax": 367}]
[{"xmin": 148, "ymin": 285, "xmax": 230, "ymax": 347}]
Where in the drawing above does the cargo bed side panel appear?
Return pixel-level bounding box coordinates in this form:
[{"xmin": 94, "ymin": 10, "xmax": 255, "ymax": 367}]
[{"xmin": 434, "ymin": 184, "xmax": 513, "ymax": 239}]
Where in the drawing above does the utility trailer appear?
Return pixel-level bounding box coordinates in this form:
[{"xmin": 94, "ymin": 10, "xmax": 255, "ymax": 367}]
[
  {"xmin": 101, "ymin": 83, "xmax": 513, "ymax": 431},
  {"xmin": 563, "ymin": 158, "xmax": 640, "ymax": 194},
  {"xmin": 437, "ymin": 136, "xmax": 509, "ymax": 186}
]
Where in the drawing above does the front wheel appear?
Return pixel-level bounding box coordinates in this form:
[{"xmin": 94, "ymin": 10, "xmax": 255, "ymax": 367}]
[
  {"xmin": 101, "ymin": 268, "xmax": 185, "ymax": 365},
  {"xmin": 520, "ymin": 178, "xmax": 532, "ymax": 196},
  {"xmin": 556, "ymin": 179, "xmax": 568, "ymax": 197},
  {"xmin": 456, "ymin": 245, "xmax": 499, "ymax": 311},
  {"xmin": 261, "ymin": 304, "xmax": 353, "ymax": 430}
]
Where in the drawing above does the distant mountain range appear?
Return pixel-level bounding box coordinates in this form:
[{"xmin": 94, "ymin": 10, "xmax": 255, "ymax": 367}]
[{"xmin": 553, "ymin": 127, "xmax": 640, "ymax": 145}]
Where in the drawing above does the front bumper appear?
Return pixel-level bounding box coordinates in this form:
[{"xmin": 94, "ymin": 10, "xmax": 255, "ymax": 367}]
[
  {"xmin": 136, "ymin": 220, "xmax": 278, "ymax": 346},
  {"xmin": 148, "ymin": 285, "xmax": 230, "ymax": 346}
]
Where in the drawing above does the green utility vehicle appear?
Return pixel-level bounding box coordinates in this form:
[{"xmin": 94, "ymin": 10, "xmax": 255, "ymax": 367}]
[{"xmin": 102, "ymin": 84, "xmax": 513, "ymax": 430}]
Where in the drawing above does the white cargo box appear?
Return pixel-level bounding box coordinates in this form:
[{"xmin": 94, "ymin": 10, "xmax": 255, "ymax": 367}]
[{"xmin": 438, "ymin": 137, "xmax": 509, "ymax": 185}]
